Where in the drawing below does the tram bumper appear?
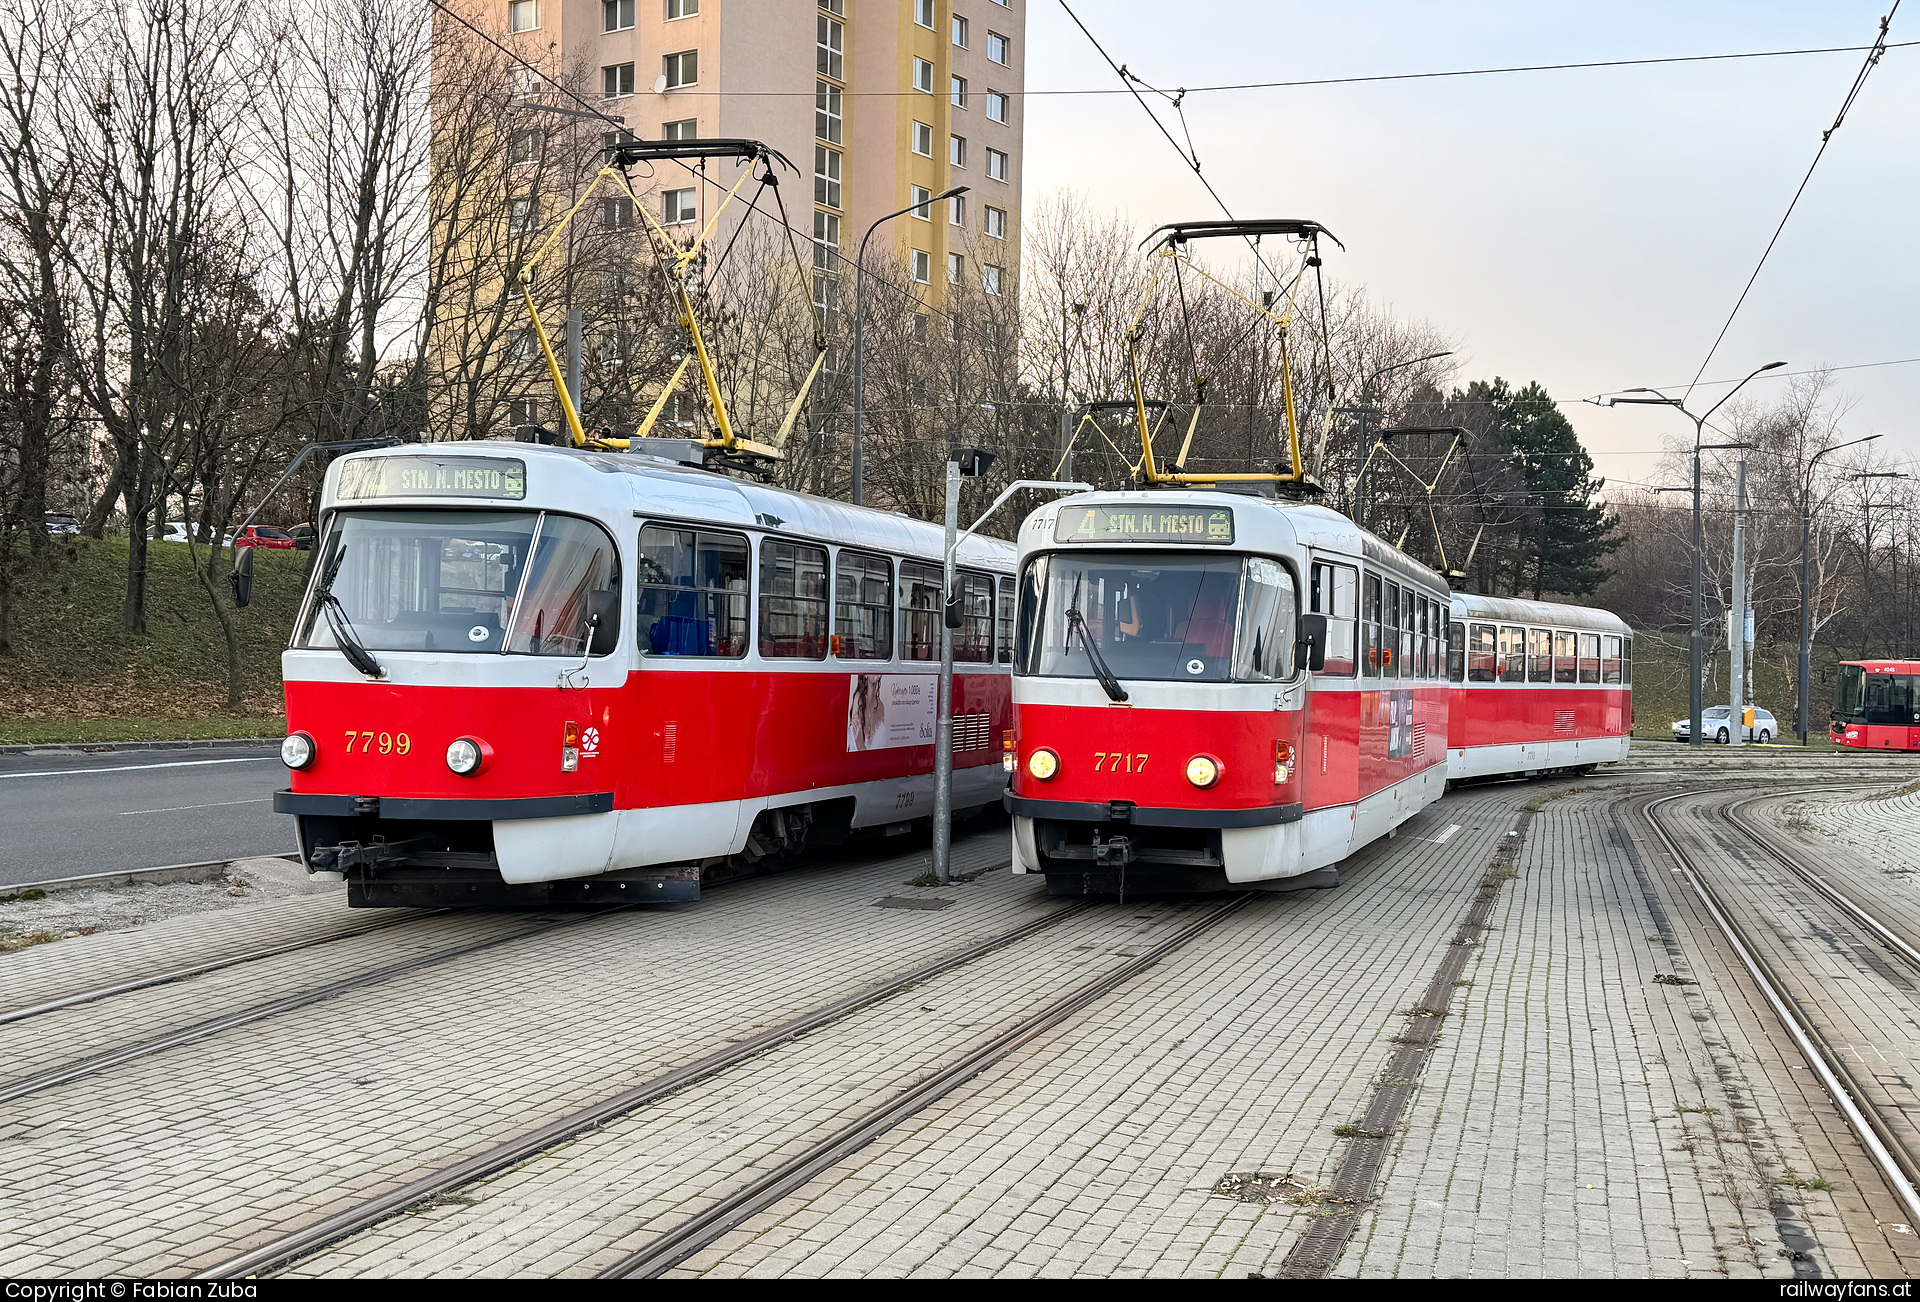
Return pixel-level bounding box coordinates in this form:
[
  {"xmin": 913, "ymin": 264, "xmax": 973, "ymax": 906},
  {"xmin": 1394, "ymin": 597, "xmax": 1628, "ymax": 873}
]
[{"xmin": 1006, "ymin": 794, "xmax": 1307, "ymax": 894}]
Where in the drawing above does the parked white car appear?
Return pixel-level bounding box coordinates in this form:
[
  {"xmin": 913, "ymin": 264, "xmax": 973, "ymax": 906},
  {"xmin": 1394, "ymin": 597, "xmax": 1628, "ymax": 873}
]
[{"xmin": 1671, "ymin": 705, "xmax": 1777, "ymax": 744}]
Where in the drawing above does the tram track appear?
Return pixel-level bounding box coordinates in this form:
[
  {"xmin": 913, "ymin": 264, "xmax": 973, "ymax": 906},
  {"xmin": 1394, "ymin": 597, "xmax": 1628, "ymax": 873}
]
[{"xmin": 1641, "ymin": 784, "xmax": 1920, "ymax": 1230}]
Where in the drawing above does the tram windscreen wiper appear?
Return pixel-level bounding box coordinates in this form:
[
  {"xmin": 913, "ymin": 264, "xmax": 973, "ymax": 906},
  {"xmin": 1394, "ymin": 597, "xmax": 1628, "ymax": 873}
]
[
  {"xmin": 314, "ymin": 544, "xmax": 384, "ymax": 679},
  {"xmin": 1065, "ymin": 580, "xmax": 1129, "ymax": 703}
]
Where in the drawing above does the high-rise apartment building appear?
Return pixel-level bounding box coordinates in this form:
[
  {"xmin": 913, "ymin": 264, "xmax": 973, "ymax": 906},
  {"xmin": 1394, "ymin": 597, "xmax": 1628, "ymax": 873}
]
[{"xmin": 487, "ymin": 0, "xmax": 1026, "ymax": 314}]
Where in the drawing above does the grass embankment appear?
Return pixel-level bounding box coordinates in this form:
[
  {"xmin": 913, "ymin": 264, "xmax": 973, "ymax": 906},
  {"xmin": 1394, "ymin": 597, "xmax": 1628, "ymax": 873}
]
[
  {"xmin": 0, "ymin": 537, "xmax": 306, "ymax": 745},
  {"xmin": 1629, "ymin": 628, "xmax": 1840, "ymax": 749}
]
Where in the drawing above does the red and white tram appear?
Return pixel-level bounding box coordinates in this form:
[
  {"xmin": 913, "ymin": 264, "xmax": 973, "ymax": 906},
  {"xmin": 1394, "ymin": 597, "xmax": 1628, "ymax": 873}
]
[
  {"xmin": 1003, "ymin": 491, "xmax": 1453, "ymax": 894},
  {"xmin": 1832, "ymin": 660, "xmax": 1920, "ymax": 751},
  {"xmin": 1443, "ymin": 593, "xmax": 1634, "ymax": 780},
  {"xmin": 275, "ymin": 442, "xmax": 1015, "ymax": 906}
]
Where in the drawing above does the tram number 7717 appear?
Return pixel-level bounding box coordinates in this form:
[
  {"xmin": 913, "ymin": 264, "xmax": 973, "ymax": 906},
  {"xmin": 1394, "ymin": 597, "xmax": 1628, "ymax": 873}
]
[{"xmin": 1093, "ymin": 752, "xmax": 1149, "ymax": 773}]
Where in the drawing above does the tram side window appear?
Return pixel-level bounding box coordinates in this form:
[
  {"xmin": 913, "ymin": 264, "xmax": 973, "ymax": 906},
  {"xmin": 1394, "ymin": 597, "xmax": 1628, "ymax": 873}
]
[
  {"xmin": 1309, "ymin": 561, "xmax": 1358, "ymax": 675},
  {"xmin": 1399, "ymin": 590, "xmax": 1414, "ymax": 679},
  {"xmin": 1498, "ymin": 625, "xmax": 1526, "ymax": 683},
  {"xmin": 1578, "ymin": 632, "xmax": 1601, "ymax": 684},
  {"xmin": 636, "ymin": 525, "xmax": 749, "ymax": 657},
  {"xmin": 1602, "ymin": 635, "xmax": 1622, "ymax": 684},
  {"xmin": 1527, "ymin": 628, "xmax": 1552, "ymax": 683},
  {"xmin": 758, "ymin": 539, "xmax": 829, "ymax": 659},
  {"xmin": 996, "ymin": 582, "xmax": 1013, "ymax": 665},
  {"xmin": 1623, "ymin": 637, "xmax": 1632, "ymax": 685},
  {"xmin": 1384, "ymin": 583, "xmax": 1401, "ymax": 677},
  {"xmin": 1468, "ymin": 622, "xmax": 1497, "ymax": 682},
  {"xmin": 834, "ymin": 549, "xmax": 893, "ymax": 660},
  {"xmin": 1234, "ymin": 556, "xmax": 1296, "ymax": 681},
  {"xmin": 954, "ymin": 570, "xmax": 994, "ymax": 663},
  {"xmin": 1418, "ymin": 598, "xmax": 1432, "ymax": 678},
  {"xmin": 1553, "ymin": 630, "xmax": 1577, "ymax": 683},
  {"xmin": 1362, "ymin": 573, "xmax": 1383, "ymax": 677},
  {"xmin": 507, "ymin": 514, "xmax": 623, "ymax": 657},
  {"xmin": 1448, "ymin": 616, "xmax": 1466, "ymax": 682},
  {"xmin": 900, "ymin": 560, "xmax": 943, "ymax": 661}
]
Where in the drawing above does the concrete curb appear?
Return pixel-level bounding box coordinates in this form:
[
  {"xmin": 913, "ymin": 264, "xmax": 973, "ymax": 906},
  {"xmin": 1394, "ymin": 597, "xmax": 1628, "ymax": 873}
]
[
  {"xmin": 0, "ymin": 737, "xmax": 280, "ymax": 757},
  {"xmin": 2, "ymin": 854, "xmax": 301, "ymax": 898}
]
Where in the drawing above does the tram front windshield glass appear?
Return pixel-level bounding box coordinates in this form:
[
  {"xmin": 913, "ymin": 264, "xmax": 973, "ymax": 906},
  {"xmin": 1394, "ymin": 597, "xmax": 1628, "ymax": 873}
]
[
  {"xmin": 299, "ymin": 509, "xmax": 619, "ymax": 656},
  {"xmin": 1016, "ymin": 552, "xmax": 1294, "ymax": 683}
]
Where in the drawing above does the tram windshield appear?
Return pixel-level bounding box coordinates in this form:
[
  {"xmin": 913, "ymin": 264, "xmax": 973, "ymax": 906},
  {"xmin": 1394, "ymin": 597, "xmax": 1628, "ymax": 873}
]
[
  {"xmin": 1835, "ymin": 665, "xmax": 1919, "ymax": 725},
  {"xmin": 1015, "ymin": 551, "xmax": 1295, "ymax": 683},
  {"xmin": 297, "ymin": 510, "xmax": 619, "ymax": 657}
]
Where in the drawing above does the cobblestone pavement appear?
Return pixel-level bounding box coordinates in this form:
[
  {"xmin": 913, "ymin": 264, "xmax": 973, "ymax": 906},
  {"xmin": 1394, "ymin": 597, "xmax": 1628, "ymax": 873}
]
[{"xmin": 9, "ymin": 759, "xmax": 1920, "ymax": 1278}]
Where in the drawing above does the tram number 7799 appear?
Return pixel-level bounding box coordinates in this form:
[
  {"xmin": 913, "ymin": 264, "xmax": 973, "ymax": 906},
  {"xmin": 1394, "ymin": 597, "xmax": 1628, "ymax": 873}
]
[{"xmin": 1093, "ymin": 752, "xmax": 1150, "ymax": 773}]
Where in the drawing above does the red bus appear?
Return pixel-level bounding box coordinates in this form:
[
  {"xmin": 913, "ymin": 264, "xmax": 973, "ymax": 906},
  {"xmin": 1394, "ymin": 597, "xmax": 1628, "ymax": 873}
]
[{"xmin": 1832, "ymin": 660, "xmax": 1920, "ymax": 752}]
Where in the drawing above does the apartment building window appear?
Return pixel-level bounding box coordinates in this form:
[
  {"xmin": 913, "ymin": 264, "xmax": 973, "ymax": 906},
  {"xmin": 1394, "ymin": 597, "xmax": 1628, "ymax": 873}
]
[
  {"xmin": 601, "ymin": 127, "xmax": 637, "ymax": 156},
  {"xmin": 950, "ymin": 134, "xmax": 966, "ymax": 167},
  {"xmin": 665, "ymin": 0, "xmax": 698, "ymax": 17},
  {"xmin": 985, "ymin": 146, "xmax": 1007, "ymax": 180},
  {"xmin": 984, "ymin": 205, "xmax": 1006, "ymax": 239},
  {"xmin": 911, "ymin": 121, "xmax": 933, "ymax": 157},
  {"xmin": 987, "ymin": 31, "xmax": 1009, "ymax": 64},
  {"xmin": 508, "ymin": 0, "xmax": 538, "ymax": 33},
  {"xmin": 509, "ymin": 68, "xmax": 541, "ymax": 103},
  {"xmin": 603, "ymin": 62, "xmax": 636, "ymax": 97},
  {"xmin": 509, "ymin": 397, "xmax": 541, "ymax": 426},
  {"xmin": 599, "ymin": 195, "xmax": 634, "ymax": 229},
  {"xmin": 947, "ymin": 252, "xmax": 963, "ymax": 284},
  {"xmin": 983, "ymin": 264, "xmax": 1003, "ymax": 295},
  {"xmin": 952, "ymin": 15, "xmax": 968, "ymax": 47},
  {"xmin": 951, "ymin": 75, "xmax": 967, "ymax": 108},
  {"xmin": 662, "ymin": 117, "xmax": 697, "ymax": 140},
  {"xmin": 816, "ymin": 80, "xmax": 842, "ymax": 143},
  {"xmin": 914, "ymin": 0, "xmax": 934, "ymax": 28},
  {"xmin": 663, "ymin": 188, "xmax": 696, "ymax": 224},
  {"xmin": 814, "ymin": 145, "xmax": 841, "ymax": 209},
  {"xmin": 911, "ymin": 250, "xmax": 931, "ymax": 284},
  {"xmin": 819, "ymin": 0, "xmax": 842, "ymax": 13},
  {"xmin": 814, "ymin": 271, "xmax": 840, "ymax": 315},
  {"xmin": 507, "ymin": 130, "xmax": 538, "ymax": 165},
  {"xmin": 813, "ymin": 209, "xmax": 841, "ymax": 272},
  {"xmin": 949, "ymin": 193, "xmax": 965, "ymax": 226},
  {"xmin": 508, "ymin": 196, "xmax": 533, "ymax": 234},
  {"xmin": 816, "ymin": 15, "xmax": 842, "ymax": 79},
  {"xmin": 600, "ymin": 329, "xmax": 626, "ymax": 367},
  {"xmin": 986, "ymin": 90, "xmax": 1007, "ymax": 123},
  {"xmin": 602, "ymin": 0, "xmax": 633, "ymax": 31},
  {"xmin": 664, "ymin": 50, "xmax": 698, "ymax": 88},
  {"xmin": 912, "ymin": 313, "xmax": 929, "ymax": 345},
  {"xmin": 909, "ymin": 186, "xmax": 932, "ymax": 220},
  {"xmin": 912, "ymin": 58, "xmax": 934, "ymax": 93}
]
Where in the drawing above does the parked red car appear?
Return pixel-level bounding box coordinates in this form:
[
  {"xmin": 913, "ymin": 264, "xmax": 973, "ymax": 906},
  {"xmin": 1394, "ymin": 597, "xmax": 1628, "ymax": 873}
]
[{"xmin": 231, "ymin": 525, "xmax": 298, "ymax": 550}]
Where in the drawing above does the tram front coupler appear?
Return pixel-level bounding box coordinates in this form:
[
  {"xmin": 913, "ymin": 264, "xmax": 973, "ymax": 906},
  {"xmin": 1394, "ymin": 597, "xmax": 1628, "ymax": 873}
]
[
  {"xmin": 308, "ymin": 835, "xmax": 432, "ymax": 876},
  {"xmin": 1091, "ymin": 832, "xmax": 1135, "ymax": 869}
]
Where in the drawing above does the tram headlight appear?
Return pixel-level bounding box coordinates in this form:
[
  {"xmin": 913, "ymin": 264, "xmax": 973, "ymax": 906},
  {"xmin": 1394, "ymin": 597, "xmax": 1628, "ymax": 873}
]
[
  {"xmin": 446, "ymin": 737, "xmax": 487, "ymax": 776},
  {"xmin": 1027, "ymin": 748, "xmax": 1059, "ymax": 781},
  {"xmin": 1185, "ymin": 754, "xmax": 1222, "ymax": 789},
  {"xmin": 281, "ymin": 732, "xmax": 315, "ymax": 770}
]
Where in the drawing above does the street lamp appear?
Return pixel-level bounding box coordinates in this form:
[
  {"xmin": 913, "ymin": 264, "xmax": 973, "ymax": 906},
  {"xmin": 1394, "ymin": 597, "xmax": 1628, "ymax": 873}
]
[
  {"xmin": 850, "ymin": 185, "xmax": 968, "ymax": 508},
  {"xmin": 1608, "ymin": 359, "xmax": 1784, "ymax": 745},
  {"xmin": 1795, "ymin": 434, "xmax": 1882, "ymax": 742},
  {"xmin": 1333, "ymin": 350, "xmax": 1452, "ymax": 530}
]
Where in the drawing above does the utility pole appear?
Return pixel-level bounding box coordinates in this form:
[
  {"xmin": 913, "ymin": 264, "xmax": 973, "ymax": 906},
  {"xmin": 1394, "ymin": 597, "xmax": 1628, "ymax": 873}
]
[
  {"xmin": 1794, "ymin": 435, "xmax": 1885, "ymax": 742},
  {"xmin": 566, "ymin": 308, "xmax": 583, "ymax": 416},
  {"xmin": 1729, "ymin": 460, "xmax": 1747, "ymax": 747}
]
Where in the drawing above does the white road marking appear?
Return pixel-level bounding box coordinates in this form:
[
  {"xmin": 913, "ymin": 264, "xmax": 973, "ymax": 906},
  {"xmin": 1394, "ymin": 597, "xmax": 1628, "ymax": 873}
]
[
  {"xmin": 1435, "ymin": 823, "xmax": 1462, "ymax": 844},
  {"xmin": 0, "ymin": 757, "xmax": 275, "ymax": 780},
  {"xmin": 117, "ymin": 797, "xmax": 274, "ymax": 816}
]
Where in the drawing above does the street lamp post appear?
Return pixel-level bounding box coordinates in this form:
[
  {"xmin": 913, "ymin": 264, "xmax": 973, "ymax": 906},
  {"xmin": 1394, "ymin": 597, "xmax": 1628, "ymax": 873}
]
[
  {"xmin": 1796, "ymin": 435, "xmax": 1883, "ymax": 742},
  {"xmin": 1334, "ymin": 350, "xmax": 1451, "ymax": 531},
  {"xmin": 850, "ymin": 185, "xmax": 968, "ymax": 508},
  {"xmin": 1608, "ymin": 360, "xmax": 1784, "ymax": 745}
]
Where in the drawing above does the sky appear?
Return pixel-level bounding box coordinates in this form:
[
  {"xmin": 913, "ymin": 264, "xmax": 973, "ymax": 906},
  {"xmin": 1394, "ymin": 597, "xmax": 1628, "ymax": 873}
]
[{"xmin": 1019, "ymin": 0, "xmax": 1918, "ymax": 491}]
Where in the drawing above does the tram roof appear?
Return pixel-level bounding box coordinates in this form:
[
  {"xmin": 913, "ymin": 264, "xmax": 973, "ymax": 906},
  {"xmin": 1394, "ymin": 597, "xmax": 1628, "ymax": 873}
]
[
  {"xmin": 1449, "ymin": 591, "xmax": 1633, "ymax": 636},
  {"xmin": 318, "ymin": 442, "xmax": 1016, "ymax": 571},
  {"xmin": 1019, "ymin": 490, "xmax": 1448, "ymax": 593}
]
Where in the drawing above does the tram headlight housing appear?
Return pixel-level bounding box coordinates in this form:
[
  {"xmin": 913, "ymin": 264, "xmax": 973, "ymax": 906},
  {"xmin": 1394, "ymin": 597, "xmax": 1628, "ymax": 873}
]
[
  {"xmin": 1185, "ymin": 754, "xmax": 1222, "ymax": 789},
  {"xmin": 281, "ymin": 732, "xmax": 315, "ymax": 770},
  {"xmin": 446, "ymin": 736, "xmax": 488, "ymax": 777},
  {"xmin": 1027, "ymin": 748, "xmax": 1059, "ymax": 781}
]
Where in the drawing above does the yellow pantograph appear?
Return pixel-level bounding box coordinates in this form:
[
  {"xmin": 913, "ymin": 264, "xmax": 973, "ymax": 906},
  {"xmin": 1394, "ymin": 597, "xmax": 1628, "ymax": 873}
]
[{"xmin": 517, "ymin": 141, "xmax": 825, "ymax": 462}]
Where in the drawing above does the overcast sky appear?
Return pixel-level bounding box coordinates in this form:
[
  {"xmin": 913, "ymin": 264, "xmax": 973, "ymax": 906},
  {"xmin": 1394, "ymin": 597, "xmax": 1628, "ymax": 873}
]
[{"xmin": 1020, "ymin": 0, "xmax": 1917, "ymax": 489}]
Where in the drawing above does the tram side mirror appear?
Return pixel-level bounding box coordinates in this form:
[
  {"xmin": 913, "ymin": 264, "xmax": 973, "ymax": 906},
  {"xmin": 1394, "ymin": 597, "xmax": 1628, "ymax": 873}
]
[
  {"xmin": 944, "ymin": 593, "xmax": 964, "ymax": 630},
  {"xmin": 229, "ymin": 547, "xmax": 254, "ymax": 609},
  {"xmin": 587, "ymin": 590, "xmax": 618, "ymax": 655},
  {"xmin": 1296, "ymin": 613, "xmax": 1328, "ymax": 673}
]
